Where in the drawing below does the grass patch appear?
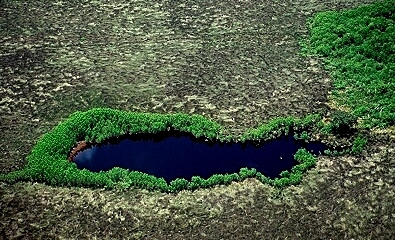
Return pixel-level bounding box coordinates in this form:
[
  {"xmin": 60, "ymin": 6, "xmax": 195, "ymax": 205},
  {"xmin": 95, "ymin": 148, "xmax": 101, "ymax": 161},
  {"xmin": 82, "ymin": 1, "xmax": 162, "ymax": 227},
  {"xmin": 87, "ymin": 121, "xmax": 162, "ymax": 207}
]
[{"xmin": 300, "ymin": 0, "xmax": 395, "ymax": 129}]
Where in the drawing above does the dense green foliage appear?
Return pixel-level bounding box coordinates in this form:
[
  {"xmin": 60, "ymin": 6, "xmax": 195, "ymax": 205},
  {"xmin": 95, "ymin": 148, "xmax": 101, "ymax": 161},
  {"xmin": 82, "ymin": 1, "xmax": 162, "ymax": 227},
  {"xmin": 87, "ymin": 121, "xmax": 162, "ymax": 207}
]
[
  {"xmin": 0, "ymin": 108, "xmax": 324, "ymax": 192},
  {"xmin": 301, "ymin": 0, "xmax": 395, "ymax": 128},
  {"xmin": 351, "ymin": 135, "xmax": 368, "ymax": 155}
]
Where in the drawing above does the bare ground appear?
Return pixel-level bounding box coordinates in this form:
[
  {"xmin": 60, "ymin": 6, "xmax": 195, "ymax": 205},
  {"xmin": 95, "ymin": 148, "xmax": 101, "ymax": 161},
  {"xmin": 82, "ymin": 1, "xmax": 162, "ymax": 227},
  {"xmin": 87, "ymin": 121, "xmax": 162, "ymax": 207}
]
[{"xmin": 1, "ymin": 0, "xmax": 394, "ymax": 239}]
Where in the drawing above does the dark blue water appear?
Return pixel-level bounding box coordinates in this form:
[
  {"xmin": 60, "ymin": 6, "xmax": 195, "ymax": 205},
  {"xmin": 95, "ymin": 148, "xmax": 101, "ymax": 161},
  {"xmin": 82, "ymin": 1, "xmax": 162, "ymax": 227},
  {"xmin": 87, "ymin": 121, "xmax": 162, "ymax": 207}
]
[{"xmin": 72, "ymin": 131, "xmax": 329, "ymax": 182}]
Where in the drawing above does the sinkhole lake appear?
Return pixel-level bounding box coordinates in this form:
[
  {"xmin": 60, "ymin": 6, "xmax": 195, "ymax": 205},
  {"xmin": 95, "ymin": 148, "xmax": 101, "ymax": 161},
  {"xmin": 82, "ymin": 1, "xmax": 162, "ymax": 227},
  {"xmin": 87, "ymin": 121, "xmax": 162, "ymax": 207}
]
[{"xmin": 72, "ymin": 131, "xmax": 329, "ymax": 182}]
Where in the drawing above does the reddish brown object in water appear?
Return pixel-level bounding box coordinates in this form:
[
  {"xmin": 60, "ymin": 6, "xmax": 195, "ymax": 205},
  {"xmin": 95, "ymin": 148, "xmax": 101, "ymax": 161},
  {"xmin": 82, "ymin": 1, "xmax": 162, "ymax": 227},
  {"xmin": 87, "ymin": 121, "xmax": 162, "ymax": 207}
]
[{"xmin": 68, "ymin": 141, "xmax": 90, "ymax": 162}]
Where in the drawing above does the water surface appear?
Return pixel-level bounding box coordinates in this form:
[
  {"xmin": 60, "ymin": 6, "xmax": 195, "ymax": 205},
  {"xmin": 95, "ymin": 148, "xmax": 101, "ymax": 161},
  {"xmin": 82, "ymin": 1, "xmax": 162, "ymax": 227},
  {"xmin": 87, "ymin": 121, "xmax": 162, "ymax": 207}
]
[{"xmin": 73, "ymin": 131, "xmax": 328, "ymax": 182}]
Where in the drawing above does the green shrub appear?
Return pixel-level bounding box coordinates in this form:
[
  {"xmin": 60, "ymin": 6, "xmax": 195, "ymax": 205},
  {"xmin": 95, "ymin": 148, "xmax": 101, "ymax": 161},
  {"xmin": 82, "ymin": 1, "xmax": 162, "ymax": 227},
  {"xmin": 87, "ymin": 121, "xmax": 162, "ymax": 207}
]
[
  {"xmin": 169, "ymin": 178, "xmax": 189, "ymax": 192},
  {"xmin": 239, "ymin": 167, "xmax": 257, "ymax": 179},
  {"xmin": 107, "ymin": 167, "xmax": 130, "ymax": 183},
  {"xmin": 223, "ymin": 173, "xmax": 241, "ymax": 184},
  {"xmin": 351, "ymin": 135, "xmax": 368, "ymax": 155},
  {"xmin": 189, "ymin": 176, "xmax": 206, "ymax": 190},
  {"xmin": 206, "ymin": 174, "xmax": 225, "ymax": 186},
  {"xmin": 273, "ymin": 177, "xmax": 291, "ymax": 188}
]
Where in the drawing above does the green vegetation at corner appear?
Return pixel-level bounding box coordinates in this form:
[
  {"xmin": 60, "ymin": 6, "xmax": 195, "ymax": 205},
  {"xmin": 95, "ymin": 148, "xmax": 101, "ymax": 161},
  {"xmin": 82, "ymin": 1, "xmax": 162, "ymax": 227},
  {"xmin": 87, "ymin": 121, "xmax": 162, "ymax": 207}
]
[
  {"xmin": 300, "ymin": 0, "xmax": 395, "ymax": 129},
  {"xmin": 0, "ymin": 108, "xmax": 329, "ymax": 193}
]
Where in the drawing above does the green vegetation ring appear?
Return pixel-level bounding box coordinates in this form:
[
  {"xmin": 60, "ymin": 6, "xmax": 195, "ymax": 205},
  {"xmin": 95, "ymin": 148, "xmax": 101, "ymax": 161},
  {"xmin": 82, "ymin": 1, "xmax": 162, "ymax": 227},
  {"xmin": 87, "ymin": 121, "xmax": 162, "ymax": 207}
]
[{"xmin": 0, "ymin": 108, "xmax": 324, "ymax": 192}]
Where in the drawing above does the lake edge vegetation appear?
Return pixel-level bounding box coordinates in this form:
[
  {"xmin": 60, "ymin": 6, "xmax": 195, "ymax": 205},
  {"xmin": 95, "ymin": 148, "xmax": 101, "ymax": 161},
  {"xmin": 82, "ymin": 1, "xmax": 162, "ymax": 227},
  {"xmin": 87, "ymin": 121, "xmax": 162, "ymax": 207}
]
[{"xmin": 0, "ymin": 108, "xmax": 358, "ymax": 193}]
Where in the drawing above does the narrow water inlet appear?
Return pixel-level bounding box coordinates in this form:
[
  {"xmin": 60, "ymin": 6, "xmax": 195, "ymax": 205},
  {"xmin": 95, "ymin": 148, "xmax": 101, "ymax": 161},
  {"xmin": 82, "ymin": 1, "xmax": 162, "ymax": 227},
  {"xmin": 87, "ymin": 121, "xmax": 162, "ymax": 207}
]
[{"xmin": 70, "ymin": 131, "xmax": 330, "ymax": 182}]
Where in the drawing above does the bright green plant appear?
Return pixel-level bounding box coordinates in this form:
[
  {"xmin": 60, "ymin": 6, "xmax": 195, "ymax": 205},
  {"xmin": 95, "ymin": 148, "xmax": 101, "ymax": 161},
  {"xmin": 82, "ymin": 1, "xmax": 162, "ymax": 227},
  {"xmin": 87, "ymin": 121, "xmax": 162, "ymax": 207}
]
[
  {"xmin": 239, "ymin": 167, "xmax": 257, "ymax": 179},
  {"xmin": 351, "ymin": 135, "xmax": 368, "ymax": 155},
  {"xmin": 169, "ymin": 178, "xmax": 189, "ymax": 192},
  {"xmin": 188, "ymin": 176, "xmax": 206, "ymax": 190},
  {"xmin": 223, "ymin": 173, "xmax": 241, "ymax": 184},
  {"xmin": 301, "ymin": 0, "xmax": 395, "ymax": 128}
]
